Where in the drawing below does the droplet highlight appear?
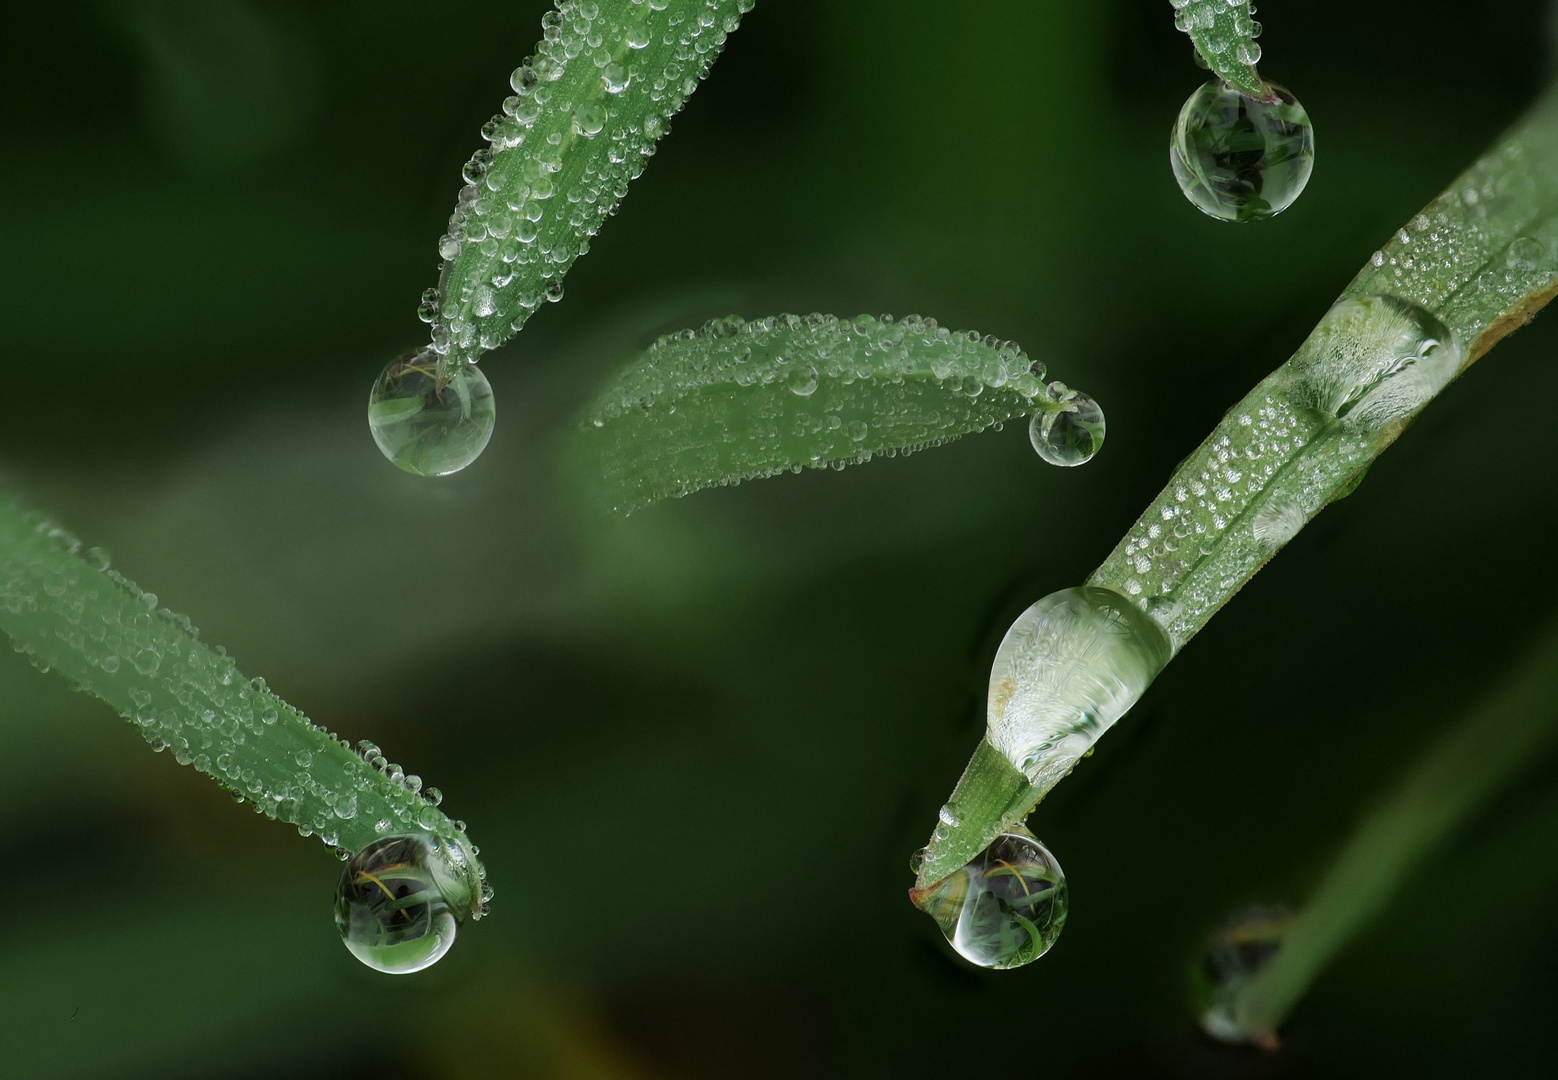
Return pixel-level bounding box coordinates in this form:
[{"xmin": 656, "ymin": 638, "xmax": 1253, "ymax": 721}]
[
  {"xmin": 1170, "ymin": 79, "xmax": 1314, "ymax": 222},
  {"xmin": 368, "ymin": 350, "xmax": 497, "ymax": 477}
]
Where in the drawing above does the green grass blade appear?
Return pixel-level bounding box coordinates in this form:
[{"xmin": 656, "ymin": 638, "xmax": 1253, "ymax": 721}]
[
  {"xmin": 1089, "ymin": 85, "xmax": 1558, "ymax": 647},
  {"xmin": 431, "ymin": 0, "xmax": 754, "ymax": 366},
  {"xmin": 915, "ymin": 83, "xmax": 1558, "ymax": 890},
  {"xmin": 0, "ymin": 490, "xmax": 489, "ymax": 916},
  {"xmin": 571, "ymin": 313, "xmax": 1089, "ymax": 514},
  {"xmin": 1170, "ymin": 0, "xmax": 1267, "ymax": 99},
  {"xmin": 1211, "ymin": 619, "xmax": 1558, "ymax": 1046}
]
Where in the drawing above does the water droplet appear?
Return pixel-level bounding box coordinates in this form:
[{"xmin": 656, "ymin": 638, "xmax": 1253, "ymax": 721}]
[
  {"xmin": 295, "ymin": 749, "xmax": 312, "ymax": 767},
  {"xmin": 1291, "ymin": 295, "xmax": 1465, "ymax": 431},
  {"xmin": 1029, "ymin": 393, "xmax": 1105, "ymax": 466},
  {"xmin": 914, "ymin": 824, "xmax": 1068, "ymax": 969},
  {"xmin": 335, "ymin": 834, "xmax": 469, "ymax": 975},
  {"xmin": 1196, "ymin": 907, "xmax": 1291, "ymax": 1045},
  {"xmin": 1170, "ymin": 80, "xmax": 1314, "ymax": 222},
  {"xmin": 986, "ymin": 587, "xmax": 1171, "ymax": 785},
  {"xmin": 1506, "ymin": 236, "xmax": 1550, "ymax": 271},
  {"xmin": 601, "ymin": 63, "xmax": 630, "ymax": 93},
  {"xmin": 845, "ymin": 420, "xmax": 869, "ymax": 442},
  {"xmin": 1251, "ymin": 497, "xmax": 1304, "ymax": 546},
  {"xmin": 368, "ymin": 350, "xmax": 497, "ymax": 477},
  {"xmin": 573, "ymin": 101, "xmax": 607, "ymax": 137},
  {"xmin": 787, "ymin": 363, "xmax": 819, "ymax": 397}
]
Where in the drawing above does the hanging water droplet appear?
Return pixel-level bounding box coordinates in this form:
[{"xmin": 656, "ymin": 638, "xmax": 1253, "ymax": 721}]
[
  {"xmin": 1029, "ymin": 393, "xmax": 1105, "ymax": 466},
  {"xmin": 368, "ymin": 350, "xmax": 497, "ymax": 477},
  {"xmin": 1170, "ymin": 80, "xmax": 1314, "ymax": 222},
  {"xmin": 335, "ymin": 833, "xmax": 470, "ymax": 975},
  {"xmin": 912, "ymin": 824, "xmax": 1068, "ymax": 970},
  {"xmin": 1291, "ymin": 295, "xmax": 1465, "ymax": 431},
  {"xmin": 1195, "ymin": 907, "xmax": 1291, "ymax": 1045},
  {"xmin": 986, "ymin": 587, "xmax": 1172, "ymax": 786},
  {"xmin": 787, "ymin": 363, "xmax": 819, "ymax": 397}
]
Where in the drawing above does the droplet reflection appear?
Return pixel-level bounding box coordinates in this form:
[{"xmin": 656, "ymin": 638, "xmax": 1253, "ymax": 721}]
[
  {"xmin": 335, "ymin": 833, "xmax": 469, "ymax": 974},
  {"xmin": 1170, "ymin": 79, "xmax": 1314, "ymax": 222},
  {"xmin": 914, "ymin": 824, "xmax": 1069, "ymax": 970},
  {"xmin": 368, "ymin": 350, "xmax": 496, "ymax": 477},
  {"xmin": 1030, "ymin": 390, "xmax": 1105, "ymax": 466}
]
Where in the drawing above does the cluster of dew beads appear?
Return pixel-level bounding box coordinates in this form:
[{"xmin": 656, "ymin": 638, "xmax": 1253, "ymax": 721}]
[
  {"xmin": 912, "ymin": 824, "xmax": 1069, "ymax": 969},
  {"xmin": 1195, "ymin": 907, "xmax": 1291, "ymax": 1045},
  {"xmin": 1029, "ymin": 382, "xmax": 1105, "ymax": 466},
  {"xmin": 336, "ymin": 832, "xmax": 472, "ymax": 974},
  {"xmin": 986, "ymin": 586, "xmax": 1173, "ymax": 791},
  {"xmin": 368, "ymin": 349, "xmax": 496, "ymax": 476},
  {"xmin": 1171, "ymin": 80, "xmax": 1314, "ymax": 222}
]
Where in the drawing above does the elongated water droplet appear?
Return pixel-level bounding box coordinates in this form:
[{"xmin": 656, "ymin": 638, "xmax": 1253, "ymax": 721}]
[
  {"xmin": 1029, "ymin": 392, "xmax": 1105, "ymax": 466},
  {"xmin": 1251, "ymin": 497, "xmax": 1304, "ymax": 546},
  {"xmin": 986, "ymin": 587, "xmax": 1171, "ymax": 786},
  {"xmin": 335, "ymin": 833, "xmax": 469, "ymax": 975},
  {"xmin": 912, "ymin": 824, "xmax": 1068, "ymax": 970},
  {"xmin": 368, "ymin": 350, "xmax": 496, "ymax": 477},
  {"xmin": 1291, "ymin": 295, "xmax": 1465, "ymax": 431},
  {"xmin": 1196, "ymin": 907, "xmax": 1291, "ymax": 1045},
  {"xmin": 1170, "ymin": 80, "xmax": 1314, "ymax": 222}
]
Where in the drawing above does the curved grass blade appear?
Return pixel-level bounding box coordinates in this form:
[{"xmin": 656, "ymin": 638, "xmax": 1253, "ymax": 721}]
[
  {"xmin": 914, "ymin": 81, "xmax": 1558, "ymax": 890},
  {"xmin": 0, "ymin": 489, "xmax": 489, "ymax": 916},
  {"xmin": 572, "ymin": 313, "xmax": 1092, "ymax": 514},
  {"xmin": 429, "ymin": 0, "xmax": 754, "ymax": 367},
  {"xmin": 1204, "ymin": 618, "xmax": 1558, "ymax": 1046},
  {"xmin": 1169, "ymin": 0, "xmax": 1267, "ymax": 99}
]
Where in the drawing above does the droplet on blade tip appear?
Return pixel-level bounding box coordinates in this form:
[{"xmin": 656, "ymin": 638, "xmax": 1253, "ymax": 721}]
[
  {"xmin": 335, "ymin": 833, "xmax": 470, "ymax": 975},
  {"xmin": 1029, "ymin": 393, "xmax": 1105, "ymax": 466},
  {"xmin": 1170, "ymin": 79, "xmax": 1314, "ymax": 222},
  {"xmin": 368, "ymin": 349, "xmax": 496, "ymax": 477},
  {"xmin": 914, "ymin": 824, "xmax": 1069, "ymax": 970}
]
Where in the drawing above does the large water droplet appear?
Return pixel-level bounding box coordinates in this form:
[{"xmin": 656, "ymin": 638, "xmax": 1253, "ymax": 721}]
[
  {"xmin": 1291, "ymin": 295, "xmax": 1465, "ymax": 431},
  {"xmin": 914, "ymin": 824, "xmax": 1068, "ymax": 969},
  {"xmin": 1030, "ymin": 392, "xmax": 1105, "ymax": 466},
  {"xmin": 368, "ymin": 350, "xmax": 496, "ymax": 477},
  {"xmin": 1170, "ymin": 80, "xmax": 1314, "ymax": 222},
  {"xmin": 335, "ymin": 833, "xmax": 468, "ymax": 975},
  {"xmin": 986, "ymin": 587, "xmax": 1171, "ymax": 786},
  {"xmin": 1196, "ymin": 907, "xmax": 1291, "ymax": 1045}
]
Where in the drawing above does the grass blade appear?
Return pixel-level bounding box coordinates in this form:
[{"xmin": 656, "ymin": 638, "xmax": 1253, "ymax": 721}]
[{"xmin": 571, "ymin": 313, "xmax": 1093, "ymax": 514}]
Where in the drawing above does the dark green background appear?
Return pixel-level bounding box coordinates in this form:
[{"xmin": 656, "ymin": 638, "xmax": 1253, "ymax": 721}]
[{"xmin": 3, "ymin": 1, "xmax": 1557, "ymax": 1076}]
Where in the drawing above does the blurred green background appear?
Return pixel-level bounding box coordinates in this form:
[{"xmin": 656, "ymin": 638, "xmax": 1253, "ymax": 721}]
[{"xmin": 4, "ymin": 0, "xmax": 1558, "ymax": 1076}]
